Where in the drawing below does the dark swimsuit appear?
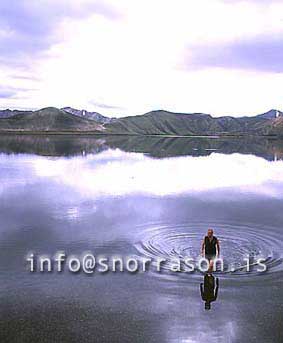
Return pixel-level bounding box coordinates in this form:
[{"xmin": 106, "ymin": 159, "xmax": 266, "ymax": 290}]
[{"xmin": 204, "ymin": 236, "xmax": 218, "ymax": 260}]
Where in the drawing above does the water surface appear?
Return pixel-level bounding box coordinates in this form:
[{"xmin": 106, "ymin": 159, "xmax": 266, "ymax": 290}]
[{"xmin": 0, "ymin": 135, "xmax": 283, "ymax": 343}]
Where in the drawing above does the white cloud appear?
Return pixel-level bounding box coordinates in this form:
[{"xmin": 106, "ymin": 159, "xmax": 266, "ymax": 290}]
[
  {"xmin": 1, "ymin": 0, "xmax": 283, "ymax": 116},
  {"xmin": 1, "ymin": 149, "xmax": 283, "ymax": 198}
]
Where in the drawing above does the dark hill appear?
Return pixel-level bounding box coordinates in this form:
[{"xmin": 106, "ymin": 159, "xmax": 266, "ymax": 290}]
[
  {"xmin": 0, "ymin": 107, "xmax": 282, "ymax": 136},
  {"xmin": 0, "ymin": 107, "xmax": 104, "ymax": 132},
  {"xmin": 0, "ymin": 109, "xmax": 32, "ymax": 118},
  {"xmin": 104, "ymin": 110, "xmax": 273, "ymax": 136}
]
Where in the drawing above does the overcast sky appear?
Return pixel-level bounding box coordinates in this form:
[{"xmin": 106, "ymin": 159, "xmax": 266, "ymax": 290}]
[{"xmin": 1, "ymin": 0, "xmax": 283, "ymax": 117}]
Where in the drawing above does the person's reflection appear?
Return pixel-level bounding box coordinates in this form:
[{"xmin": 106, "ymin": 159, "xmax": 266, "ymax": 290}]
[{"xmin": 200, "ymin": 273, "xmax": 219, "ymax": 310}]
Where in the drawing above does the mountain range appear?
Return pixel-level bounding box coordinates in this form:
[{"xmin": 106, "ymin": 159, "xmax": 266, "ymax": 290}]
[
  {"xmin": 62, "ymin": 107, "xmax": 115, "ymax": 124},
  {"xmin": 0, "ymin": 106, "xmax": 282, "ymax": 137}
]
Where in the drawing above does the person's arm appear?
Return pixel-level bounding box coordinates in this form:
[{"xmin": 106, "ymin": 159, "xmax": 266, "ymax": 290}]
[
  {"xmin": 216, "ymin": 239, "xmax": 220, "ymax": 257},
  {"xmin": 201, "ymin": 239, "xmax": 205, "ymax": 257}
]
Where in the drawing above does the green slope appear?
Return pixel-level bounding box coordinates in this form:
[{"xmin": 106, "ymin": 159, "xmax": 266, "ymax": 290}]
[
  {"xmin": 0, "ymin": 107, "xmax": 104, "ymax": 132},
  {"xmin": 0, "ymin": 107, "xmax": 282, "ymax": 136},
  {"xmin": 104, "ymin": 110, "xmax": 271, "ymax": 136}
]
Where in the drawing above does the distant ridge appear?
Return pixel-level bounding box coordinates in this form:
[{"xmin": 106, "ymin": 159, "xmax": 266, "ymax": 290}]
[
  {"xmin": 255, "ymin": 109, "xmax": 283, "ymax": 120},
  {"xmin": 104, "ymin": 109, "xmax": 283, "ymax": 136},
  {"xmin": 61, "ymin": 107, "xmax": 116, "ymax": 124},
  {"xmin": 0, "ymin": 109, "xmax": 32, "ymax": 119},
  {"xmin": 0, "ymin": 107, "xmax": 104, "ymax": 132},
  {"xmin": 0, "ymin": 107, "xmax": 282, "ymax": 136}
]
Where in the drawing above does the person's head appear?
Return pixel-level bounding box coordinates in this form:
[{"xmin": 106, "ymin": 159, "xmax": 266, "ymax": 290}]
[
  {"xmin": 205, "ymin": 301, "xmax": 211, "ymax": 310},
  {"xmin": 207, "ymin": 228, "xmax": 214, "ymax": 238}
]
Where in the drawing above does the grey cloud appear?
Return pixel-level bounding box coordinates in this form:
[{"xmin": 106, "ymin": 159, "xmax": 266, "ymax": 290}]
[
  {"xmin": 0, "ymin": 89, "xmax": 17, "ymax": 99},
  {"xmin": 221, "ymin": 0, "xmax": 283, "ymax": 3},
  {"xmin": 0, "ymin": 0, "xmax": 121, "ymax": 68},
  {"xmin": 184, "ymin": 35, "xmax": 283, "ymax": 73},
  {"xmin": 0, "ymin": 86, "xmax": 35, "ymax": 99},
  {"xmin": 90, "ymin": 100, "xmax": 125, "ymax": 110},
  {"xmin": 10, "ymin": 75, "xmax": 41, "ymax": 82}
]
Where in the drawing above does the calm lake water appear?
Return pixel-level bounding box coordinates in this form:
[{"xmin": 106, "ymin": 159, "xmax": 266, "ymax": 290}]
[{"xmin": 0, "ymin": 135, "xmax": 283, "ymax": 343}]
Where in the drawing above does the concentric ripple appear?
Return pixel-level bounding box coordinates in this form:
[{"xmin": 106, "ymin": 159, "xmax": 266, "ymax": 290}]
[{"xmin": 134, "ymin": 221, "xmax": 283, "ymax": 283}]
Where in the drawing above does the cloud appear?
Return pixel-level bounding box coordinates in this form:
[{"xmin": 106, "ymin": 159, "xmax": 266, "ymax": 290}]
[
  {"xmin": 184, "ymin": 35, "xmax": 283, "ymax": 73},
  {"xmin": 0, "ymin": 92, "xmax": 16, "ymax": 99},
  {"xmin": 1, "ymin": 149, "xmax": 280, "ymax": 198},
  {"xmin": 0, "ymin": 0, "xmax": 120, "ymax": 68},
  {"xmin": 90, "ymin": 100, "xmax": 125, "ymax": 110},
  {"xmin": 223, "ymin": 0, "xmax": 282, "ymax": 3},
  {"xmin": 0, "ymin": 89, "xmax": 17, "ymax": 99},
  {"xmin": 1, "ymin": 0, "xmax": 283, "ymax": 115},
  {"xmin": 0, "ymin": 86, "xmax": 33, "ymax": 99}
]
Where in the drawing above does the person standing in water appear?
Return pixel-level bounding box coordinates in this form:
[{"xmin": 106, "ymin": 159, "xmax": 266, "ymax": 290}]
[
  {"xmin": 201, "ymin": 228, "xmax": 220, "ymax": 271},
  {"xmin": 200, "ymin": 229, "xmax": 220, "ymax": 310}
]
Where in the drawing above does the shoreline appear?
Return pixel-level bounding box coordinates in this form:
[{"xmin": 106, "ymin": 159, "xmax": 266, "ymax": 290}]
[{"xmin": 0, "ymin": 131, "xmax": 280, "ymax": 139}]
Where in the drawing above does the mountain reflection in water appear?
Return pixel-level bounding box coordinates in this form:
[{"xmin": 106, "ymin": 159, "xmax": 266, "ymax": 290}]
[{"xmin": 0, "ymin": 134, "xmax": 283, "ymax": 161}]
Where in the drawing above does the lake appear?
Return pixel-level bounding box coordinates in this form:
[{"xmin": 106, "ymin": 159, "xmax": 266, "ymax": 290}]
[{"xmin": 0, "ymin": 135, "xmax": 283, "ymax": 343}]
